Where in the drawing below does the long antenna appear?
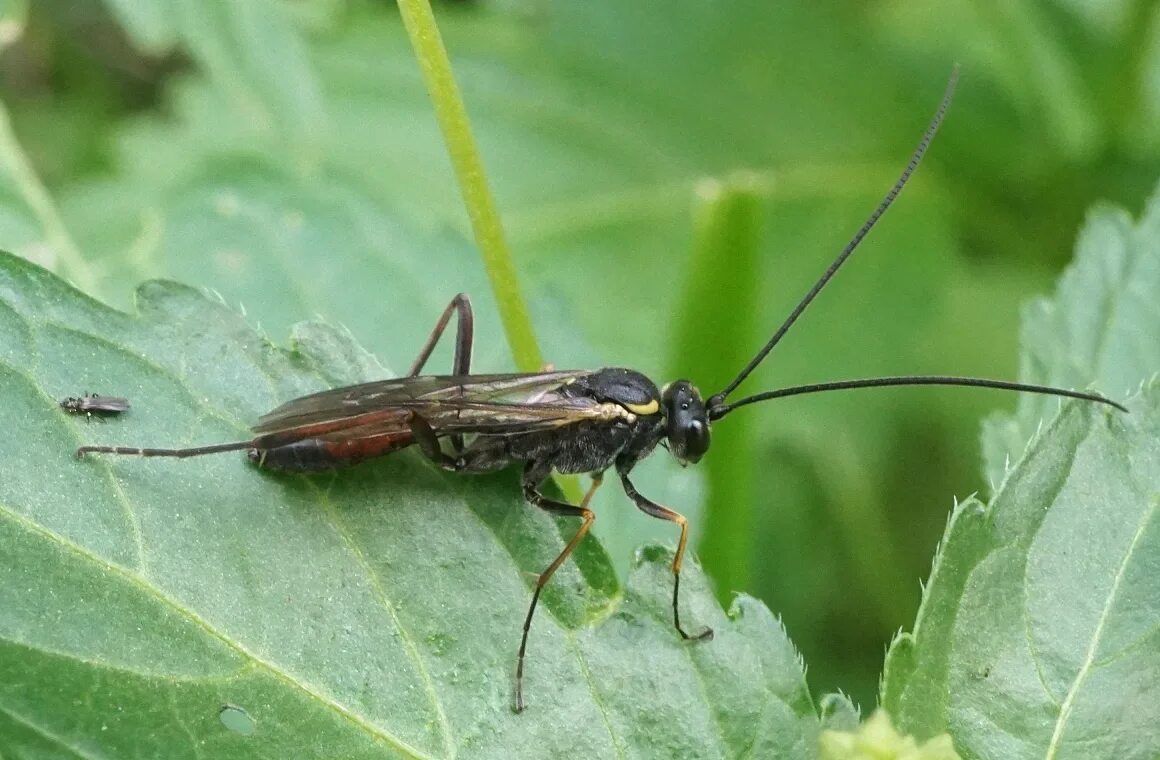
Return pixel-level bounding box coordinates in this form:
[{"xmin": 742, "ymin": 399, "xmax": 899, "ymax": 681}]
[
  {"xmin": 708, "ymin": 375, "xmax": 1127, "ymax": 420},
  {"xmin": 710, "ymin": 67, "xmax": 959, "ymax": 405}
]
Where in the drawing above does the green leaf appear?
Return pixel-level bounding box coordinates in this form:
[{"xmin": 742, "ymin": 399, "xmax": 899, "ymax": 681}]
[
  {"xmin": 101, "ymin": 0, "xmax": 325, "ymax": 143},
  {"xmin": 874, "ymin": 0, "xmax": 1102, "ymax": 162},
  {"xmin": 883, "ymin": 386, "xmax": 1159, "ymax": 759},
  {"xmin": 68, "ymin": 161, "xmax": 522, "ymax": 375},
  {"xmin": 982, "ymin": 190, "xmax": 1160, "ymax": 486},
  {"xmin": 818, "ymin": 692, "xmax": 861, "ymax": 733},
  {"xmin": 51, "ymin": 15, "xmax": 969, "ymax": 696},
  {"xmin": 0, "ymin": 251, "xmax": 820, "ymax": 758},
  {"xmin": 16, "ymin": 0, "xmax": 1160, "ymax": 708},
  {"xmin": 0, "ymin": 0, "xmax": 26, "ymax": 49},
  {"xmin": 881, "ymin": 188, "xmax": 1160, "ymax": 759}
]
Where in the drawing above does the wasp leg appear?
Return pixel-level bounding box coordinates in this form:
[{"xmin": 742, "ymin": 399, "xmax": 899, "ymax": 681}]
[
  {"xmin": 408, "ymin": 293, "xmax": 474, "ymax": 377},
  {"xmin": 409, "ymin": 413, "xmax": 462, "ymax": 470},
  {"xmin": 408, "ymin": 293, "xmax": 473, "ymax": 453},
  {"xmin": 583, "ymin": 472, "xmax": 604, "ymax": 505},
  {"xmin": 617, "ymin": 470, "xmax": 713, "ymax": 643},
  {"xmin": 513, "ymin": 464, "xmax": 603, "ymax": 713}
]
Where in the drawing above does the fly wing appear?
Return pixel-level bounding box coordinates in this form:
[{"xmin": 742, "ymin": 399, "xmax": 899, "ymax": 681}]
[
  {"xmin": 88, "ymin": 395, "xmax": 131, "ymax": 412},
  {"xmin": 252, "ymin": 370, "xmax": 615, "ymax": 439}
]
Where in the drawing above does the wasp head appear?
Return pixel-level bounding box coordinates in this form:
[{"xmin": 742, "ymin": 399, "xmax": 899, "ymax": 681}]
[{"xmin": 661, "ymin": 381, "xmax": 710, "ymax": 465}]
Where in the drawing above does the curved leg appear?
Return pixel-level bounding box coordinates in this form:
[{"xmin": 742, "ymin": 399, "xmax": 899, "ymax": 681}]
[
  {"xmin": 409, "ymin": 413, "xmax": 461, "ymax": 470},
  {"xmin": 408, "ymin": 294, "xmax": 473, "ymax": 454},
  {"xmin": 408, "ymin": 293, "xmax": 473, "ymax": 377},
  {"xmin": 513, "ymin": 464, "xmax": 603, "ymax": 712},
  {"xmin": 617, "ymin": 468, "xmax": 713, "ymax": 642}
]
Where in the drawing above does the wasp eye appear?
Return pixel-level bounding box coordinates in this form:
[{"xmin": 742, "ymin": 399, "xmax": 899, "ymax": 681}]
[{"xmin": 684, "ymin": 420, "xmax": 708, "ymax": 459}]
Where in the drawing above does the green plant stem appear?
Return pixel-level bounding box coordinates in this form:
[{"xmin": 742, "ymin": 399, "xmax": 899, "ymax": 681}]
[
  {"xmin": 0, "ymin": 97, "xmax": 97, "ymax": 294},
  {"xmin": 394, "ymin": 0, "xmax": 543, "ymax": 373},
  {"xmin": 394, "ymin": 0, "xmax": 583, "ymax": 503}
]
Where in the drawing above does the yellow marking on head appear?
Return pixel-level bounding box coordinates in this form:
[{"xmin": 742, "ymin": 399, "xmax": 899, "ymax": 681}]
[{"xmin": 624, "ymin": 399, "xmax": 660, "ymax": 416}]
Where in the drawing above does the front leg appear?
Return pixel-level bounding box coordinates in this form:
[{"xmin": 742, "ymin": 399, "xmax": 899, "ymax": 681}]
[
  {"xmin": 617, "ymin": 463, "xmax": 713, "ymax": 642},
  {"xmin": 513, "ymin": 461, "xmax": 601, "ymax": 712}
]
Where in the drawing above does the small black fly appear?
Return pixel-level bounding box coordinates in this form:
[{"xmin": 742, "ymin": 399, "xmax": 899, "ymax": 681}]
[{"xmin": 61, "ymin": 393, "xmax": 131, "ymax": 418}]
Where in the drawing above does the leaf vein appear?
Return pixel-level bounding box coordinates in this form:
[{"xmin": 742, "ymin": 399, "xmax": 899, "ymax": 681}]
[
  {"xmin": 0, "ymin": 502, "xmax": 439, "ymax": 760},
  {"xmin": 309, "ymin": 479, "xmax": 457, "ymax": 759},
  {"xmin": 1043, "ymin": 493, "xmax": 1158, "ymax": 758},
  {"xmin": 0, "ymin": 703, "xmax": 107, "ymax": 760}
]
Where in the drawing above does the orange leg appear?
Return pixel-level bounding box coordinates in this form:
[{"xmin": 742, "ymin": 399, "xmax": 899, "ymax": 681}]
[
  {"xmin": 619, "ymin": 472, "xmax": 713, "ymax": 642},
  {"xmin": 514, "ymin": 471, "xmax": 604, "ymax": 712}
]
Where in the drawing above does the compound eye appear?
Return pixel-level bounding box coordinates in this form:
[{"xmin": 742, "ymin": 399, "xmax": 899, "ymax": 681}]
[{"xmin": 683, "ymin": 419, "xmax": 710, "ymax": 461}]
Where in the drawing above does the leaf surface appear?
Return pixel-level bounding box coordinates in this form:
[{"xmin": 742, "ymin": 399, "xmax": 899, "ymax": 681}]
[
  {"xmin": 882, "ymin": 189, "xmax": 1160, "ymax": 760},
  {"xmin": 48, "ymin": 6, "xmax": 969, "ymax": 689},
  {"xmin": 0, "ymin": 251, "xmax": 819, "ymax": 759},
  {"xmin": 9, "ymin": 0, "xmax": 1157, "ymax": 708},
  {"xmin": 982, "ymin": 191, "xmax": 1160, "ymax": 485}
]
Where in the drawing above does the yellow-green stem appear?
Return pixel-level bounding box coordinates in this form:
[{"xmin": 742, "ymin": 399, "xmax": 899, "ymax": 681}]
[
  {"xmin": 394, "ymin": 0, "xmax": 543, "ymax": 373},
  {"xmin": 395, "ymin": 0, "xmax": 581, "ymax": 503}
]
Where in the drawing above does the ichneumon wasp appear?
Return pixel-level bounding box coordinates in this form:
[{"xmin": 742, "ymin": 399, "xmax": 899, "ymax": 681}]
[{"xmin": 75, "ymin": 69, "xmax": 1126, "ymax": 711}]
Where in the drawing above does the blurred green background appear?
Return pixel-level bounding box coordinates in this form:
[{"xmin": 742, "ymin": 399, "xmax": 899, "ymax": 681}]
[{"xmin": 1, "ymin": 0, "xmax": 1156, "ymax": 710}]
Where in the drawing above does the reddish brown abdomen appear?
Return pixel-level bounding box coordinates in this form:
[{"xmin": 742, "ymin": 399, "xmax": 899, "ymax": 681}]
[{"xmin": 249, "ymin": 431, "xmax": 415, "ymax": 472}]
